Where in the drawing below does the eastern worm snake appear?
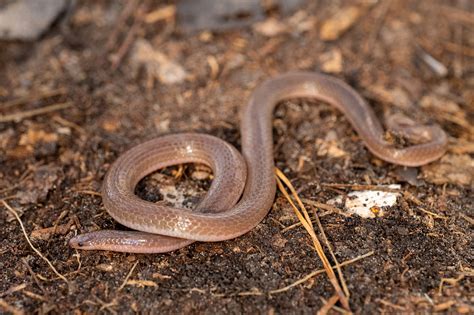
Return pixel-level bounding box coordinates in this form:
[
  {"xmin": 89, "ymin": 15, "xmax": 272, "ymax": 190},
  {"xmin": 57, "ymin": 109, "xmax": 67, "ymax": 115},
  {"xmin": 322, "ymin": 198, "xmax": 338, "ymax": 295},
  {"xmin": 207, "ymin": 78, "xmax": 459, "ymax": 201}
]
[{"xmin": 69, "ymin": 72, "xmax": 447, "ymax": 253}]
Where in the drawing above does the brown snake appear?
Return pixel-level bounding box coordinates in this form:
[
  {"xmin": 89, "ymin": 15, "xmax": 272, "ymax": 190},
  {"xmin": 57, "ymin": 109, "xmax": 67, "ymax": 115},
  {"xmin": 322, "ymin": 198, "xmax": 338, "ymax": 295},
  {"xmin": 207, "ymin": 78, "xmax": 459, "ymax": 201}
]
[{"xmin": 69, "ymin": 72, "xmax": 447, "ymax": 253}]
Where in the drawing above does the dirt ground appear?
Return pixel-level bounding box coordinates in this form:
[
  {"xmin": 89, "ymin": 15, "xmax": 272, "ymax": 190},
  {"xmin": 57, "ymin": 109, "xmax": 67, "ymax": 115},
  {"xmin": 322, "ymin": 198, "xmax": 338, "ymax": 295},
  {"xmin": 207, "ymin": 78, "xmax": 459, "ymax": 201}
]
[{"xmin": 1, "ymin": 0, "xmax": 473, "ymax": 314}]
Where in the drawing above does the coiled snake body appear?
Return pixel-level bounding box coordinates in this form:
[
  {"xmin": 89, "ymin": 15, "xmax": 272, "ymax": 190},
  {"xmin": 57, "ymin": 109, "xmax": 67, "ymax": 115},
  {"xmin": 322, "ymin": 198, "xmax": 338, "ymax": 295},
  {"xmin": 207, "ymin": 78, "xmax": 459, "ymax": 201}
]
[{"xmin": 69, "ymin": 72, "xmax": 447, "ymax": 253}]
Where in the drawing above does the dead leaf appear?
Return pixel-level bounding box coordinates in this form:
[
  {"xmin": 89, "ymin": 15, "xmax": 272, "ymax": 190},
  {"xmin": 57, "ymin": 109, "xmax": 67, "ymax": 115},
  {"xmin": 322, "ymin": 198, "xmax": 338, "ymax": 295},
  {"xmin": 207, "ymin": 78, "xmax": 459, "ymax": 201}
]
[
  {"xmin": 18, "ymin": 164, "xmax": 61, "ymax": 204},
  {"xmin": 422, "ymin": 154, "xmax": 474, "ymax": 187}
]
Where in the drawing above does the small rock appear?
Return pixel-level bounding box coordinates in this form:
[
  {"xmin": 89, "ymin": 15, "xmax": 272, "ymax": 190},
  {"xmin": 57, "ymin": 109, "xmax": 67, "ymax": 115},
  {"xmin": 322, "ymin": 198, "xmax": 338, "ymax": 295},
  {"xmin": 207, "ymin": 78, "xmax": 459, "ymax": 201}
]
[
  {"xmin": 315, "ymin": 134, "xmax": 347, "ymax": 159},
  {"xmin": 393, "ymin": 166, "xmax": 421, "ymax": 186},
  {"xmin": 396, "ymin": 226, "xmax": 410, "ymax": 236},
  {"xmin": 177, "ymin": 0, "xmax": 264, "ymax": 33},
  {"xmin": 253, "ymin": 18, "xmax": 287, "ymax": 37},
  {"xmin": 130, "ymin": 39, "xmax": 188, "ymax": 85},
  {"xmin": 272, "ymin": 235, "xmax": 288, "ymax": 248},
  {"xmin": 288, "ymin": 11, "xmax": 316, "ymax": 34},
  {"xmin": 223, "ymin": 53, "xmax": 246, "ymax": 74},
  {"xmin": 0, "ymin": 128, "xmax": 15, "ymax": 150},
  {"xmin": 101, "ymin": 118, "xmax": 121, "ymax": 132},
  {"xmin": 191, "ymin": 170, "xmax": 212, "ymax": 180},
  {"xmin": 329, "ymin": 185, "xmax": 401, "ymax": 218},
  {"xmin": 367, "ymin": 85, "xmax": 412, "ymax": 109},
  {"xmin": 422, "ymin": 154, "xmax": 474, "ymax": 187},
  {"xmin": 418, "ymin": 49, "xmax": 448, "ymax": 78},
  {"xmin": 320, "ymin": 6, "xmax": 362, "ymax": 41},
  {"xmin": 319, "ymin": 49, "xmax": 343, "ymax": 74},
  {"xmin": 177, "ymin": 0, "xmax": 304, "ymax": 33},
  {"xmin": 0, "ymin": 0, "xmax": 68, "ymax": 41},
  {"xmin": 18, "ymin": 164, "xmax": 62, "ymax": 204},
  {"xmin": 420, "ymin": 95, "xmax": 461, "ymax": 114},
  {"xmin": 153, "ymin": 117, "xmax": 170, "ymax": 133}
]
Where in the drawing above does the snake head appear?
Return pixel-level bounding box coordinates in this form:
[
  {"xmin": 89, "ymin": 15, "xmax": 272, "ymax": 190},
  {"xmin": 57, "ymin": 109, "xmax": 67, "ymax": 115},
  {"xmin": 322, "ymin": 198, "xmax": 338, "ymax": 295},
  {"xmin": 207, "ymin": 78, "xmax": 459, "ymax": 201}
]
[{"xmin": 69, "ymin": 233, "xmax": 98, "ymax": 250}]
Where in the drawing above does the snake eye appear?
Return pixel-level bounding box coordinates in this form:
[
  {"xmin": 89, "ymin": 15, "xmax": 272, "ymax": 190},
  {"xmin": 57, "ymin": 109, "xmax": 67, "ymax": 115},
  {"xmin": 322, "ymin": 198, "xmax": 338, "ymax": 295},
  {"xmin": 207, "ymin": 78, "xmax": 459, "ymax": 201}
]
[{"xmin": 77, "ymin": 242, "xmax": 84, "ymax": 247}]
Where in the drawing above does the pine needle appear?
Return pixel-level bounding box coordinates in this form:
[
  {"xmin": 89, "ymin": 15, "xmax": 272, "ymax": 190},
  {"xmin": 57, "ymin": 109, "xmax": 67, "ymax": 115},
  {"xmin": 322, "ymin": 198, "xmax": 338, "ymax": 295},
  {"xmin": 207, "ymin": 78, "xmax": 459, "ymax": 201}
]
[{"xmin": 274, "ymin": 168, "xmax": 350, "ymax": 311}]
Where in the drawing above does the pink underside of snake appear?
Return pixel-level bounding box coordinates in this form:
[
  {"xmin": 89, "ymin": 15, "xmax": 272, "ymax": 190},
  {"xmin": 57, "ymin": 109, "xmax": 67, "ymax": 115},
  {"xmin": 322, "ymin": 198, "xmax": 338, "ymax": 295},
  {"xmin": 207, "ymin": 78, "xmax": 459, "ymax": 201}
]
[{"xmin": 69, "ymin": 72, "xmax": 448, "ymax": 253}]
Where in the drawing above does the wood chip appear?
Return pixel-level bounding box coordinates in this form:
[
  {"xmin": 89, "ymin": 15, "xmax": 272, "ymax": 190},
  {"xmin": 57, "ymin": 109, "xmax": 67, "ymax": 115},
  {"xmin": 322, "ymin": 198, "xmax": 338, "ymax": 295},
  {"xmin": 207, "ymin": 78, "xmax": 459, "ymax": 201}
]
[
  {"xmin": 125, "ymin": 280, "xmax": 158, "ymax": 288},
  {"xmin": 30, "ymin": 221, "xmax": 72, "ymax": 240}
]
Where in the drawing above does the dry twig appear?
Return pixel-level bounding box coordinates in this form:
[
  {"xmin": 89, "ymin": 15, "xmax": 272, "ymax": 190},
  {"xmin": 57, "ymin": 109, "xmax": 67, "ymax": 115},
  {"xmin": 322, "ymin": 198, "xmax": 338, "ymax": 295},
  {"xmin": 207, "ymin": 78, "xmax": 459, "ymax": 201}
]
[
  {"xmin": 106, "ymin": 0, "xmax": 139, "ymax": 51},
  {"xmin": 1, "ymin": 88, "xmax": 66, "ymax": 110},
  {"xmin": 0, "ymin": 102, "xmax": 72, "ymax": 123},
  {"xmin": 318, "ymin": 294, "xmax": 340, "ymax": 315},
  {"xmin": 322, "ymin": 183, "xmax": 400, "ymax": 192},
  {"xmin": 377, "ymin": 299, "xmax": 406, "ymax": 311},
  {"xmin": 313, "ymin": 213, "xmax": 349, "ymax": 298},
  {"xmin": 269, "ymin": 251, "xmax": 374, "ymax": 294},
  {"xmin": 110, "ymin": 1, "xmax": 149, "ymax": 70},
  {"xmin": 117, "ymin": 261, "xmax": 139, "ymax": 291}
]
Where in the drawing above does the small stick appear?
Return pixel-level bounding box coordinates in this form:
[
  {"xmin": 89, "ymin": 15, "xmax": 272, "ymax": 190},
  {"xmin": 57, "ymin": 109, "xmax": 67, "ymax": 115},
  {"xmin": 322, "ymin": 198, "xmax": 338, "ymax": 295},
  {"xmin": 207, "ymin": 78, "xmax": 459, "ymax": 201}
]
[
  {"xmin": 75, "ymin": 190, "xmax": 102, "ymax": 197},
  {"xmin": 110, "ymin": 1, "xmax": 149, "ymax": 71},
  {"xmin": 0, "ymin": 283, "xmax": 27, "ymax": 297},
  {"xmin": 106, "ymin": 0, "xmax": 139, "ymax": 51},
  {"xmin": 21, "ymin": 258, "xmax": 46, "ymax": 293},
  {"xmin": 22, "ymin": 291, "xmax": 47, "ymax": 302},
  {"xmin": 1, "ymin": 88, "xmax": 66, "ymax": 110},
  {"xmin": 322, "ymin": 183, "xmax": 400, "ymax": 192},
  {"xmin": 320, "ymin": 297, "xmax": 350, "ymax": 314},
  {"xmin": 0, "ymin": 102, "xmax": 72, "ymax": 123},
  {"xmin": 313, "ymin": 212, "xmax": 350, "ymax": 298},
  {"xmin": 269, "ymin": 251, "xmax": 374, "ymax": 294},
  {"xmin": 437, "ymin": 4, "xmax": 474, "ymax": 26},
  {"xmin": 459, "ymin": 213, "xmax": 474, "ymax": 225},
  {"xmin": 318, "ymin": 294, "xmax": 340, "ymax": 315},
  {"xmin": 117, "ymin": 261, "xmax": 139, "ymax": 291},
  {"xmin": 301, "ymin": 198, "xmax": 349, "ymax": 217},
  {"xmin": 443, "ymin": 41, "xmax": 474, "ymax": 58},
  {"xmin": 418, "ymin": 207, "xmax": 448, "ymax": 220},
  {"xmin": 364, "ymin": 0, "xmax": 392, "ymax": 55},
  {"xmin": 377, "ymin": 299, "xmax": 406, "ymax": 311}
]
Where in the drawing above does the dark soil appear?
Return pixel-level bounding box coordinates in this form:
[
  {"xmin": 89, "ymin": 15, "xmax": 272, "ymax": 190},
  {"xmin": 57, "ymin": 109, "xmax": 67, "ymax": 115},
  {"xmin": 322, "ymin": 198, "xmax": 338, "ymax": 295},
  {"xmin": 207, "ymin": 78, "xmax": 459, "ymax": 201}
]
[{"xmin": 1, "ymin": 1, "xmax": 473, "ymax": 314}]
